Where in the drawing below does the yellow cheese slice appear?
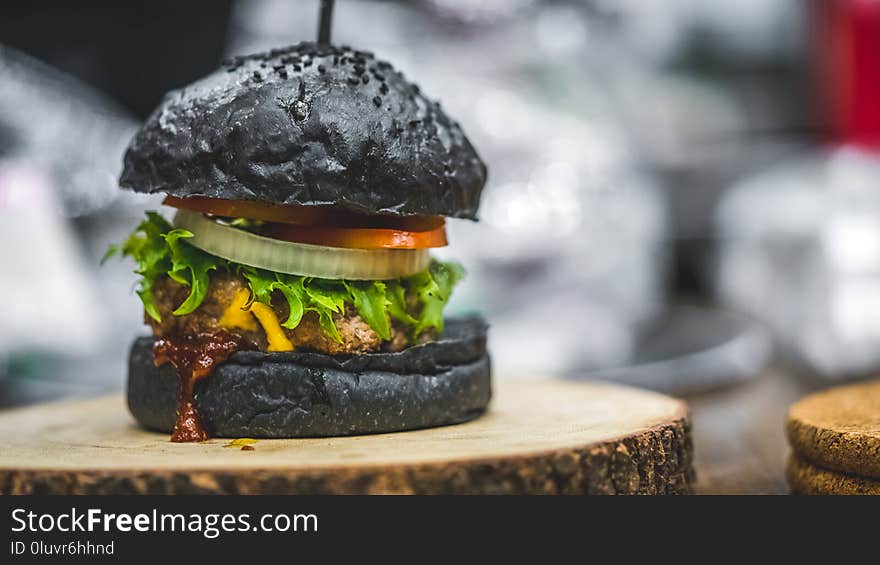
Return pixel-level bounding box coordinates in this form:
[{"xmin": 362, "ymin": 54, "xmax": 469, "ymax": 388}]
[
  {"xmin": 219, "ymin": 288, "xmax": 258, "ymax": 331},
  {"xmin": 249, "ymin": 302, "xmax": 294, "ymax": 352}
]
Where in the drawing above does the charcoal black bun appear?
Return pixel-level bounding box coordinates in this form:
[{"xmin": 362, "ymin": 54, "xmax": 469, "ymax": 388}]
[
  {"xmin": 128, "ymin": 318, "xmax": 491, "ymax": 438},
  {"xmin": 119, "ymin": 42, "xmax": 486, "ymax": 219}
]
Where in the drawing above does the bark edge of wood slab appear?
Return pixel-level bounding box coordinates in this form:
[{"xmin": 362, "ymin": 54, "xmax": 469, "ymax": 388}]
[
  {"xmin": 0, "ymin": 381, "xmax": 694, "ymax": 495},
  {"xmin": 786, "ymin": 455, "xmax": 880, "ymax": 495},
  {"xmin": 786, "ymin": 380, "xmax": 880, "ymax": 479},
  {"xmin": 128, "ymin": 317, "xmax": 491, "ymax": 438}
]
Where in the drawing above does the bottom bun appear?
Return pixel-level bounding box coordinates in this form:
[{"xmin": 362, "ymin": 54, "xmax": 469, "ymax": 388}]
[{"xmin": 127, "ymin": 317, "xmax": 491, "ymax": 438}]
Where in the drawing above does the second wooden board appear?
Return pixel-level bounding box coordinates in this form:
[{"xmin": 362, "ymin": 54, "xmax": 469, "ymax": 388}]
[
  {"xmin": 786, "ymin": 380, "xmax": 880, "ymax": 479},
  {"xmin": 786, "ymin": 455, "xmax": 880, "ymax": 495}
]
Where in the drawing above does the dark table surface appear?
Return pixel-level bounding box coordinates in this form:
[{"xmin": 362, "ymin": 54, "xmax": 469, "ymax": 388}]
[{"xmin": 686, "ymin": 367, "xmax": 834, "ymax": 494}]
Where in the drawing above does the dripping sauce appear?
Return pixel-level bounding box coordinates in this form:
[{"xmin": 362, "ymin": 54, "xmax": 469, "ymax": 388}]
[{"xmin": 153, "ymin": 331, "xmax": 253, "ymax": 442}]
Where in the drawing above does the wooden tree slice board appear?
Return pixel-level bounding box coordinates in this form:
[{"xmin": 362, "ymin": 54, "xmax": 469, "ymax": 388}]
[
  {"xmin": 0, "ymin": 380, "xmax": 693, "ymax": 495},
  {"xmin": 786, "ymin": 455, "xmax": 880, "ymax": 495},
  {"xmin": 786, "ymin": 380, "xmax": 880, "ymax": 479}
]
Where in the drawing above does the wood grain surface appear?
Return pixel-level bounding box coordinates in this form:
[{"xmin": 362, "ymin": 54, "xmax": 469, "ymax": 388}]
[{"xmin": 0, "ymin": 380, "xmax": 693, "ymax": 494}]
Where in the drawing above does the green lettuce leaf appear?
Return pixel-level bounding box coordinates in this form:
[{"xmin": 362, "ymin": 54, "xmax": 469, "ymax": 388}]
[
  {"xmin": 103, "ymin": 211, "xmax": 174, "ymax": 322},
  {"xmin": 315, "ymin": 308, "xmax": 342, "ymax": 343},
  {"xmin": 406, "ymin": 260, "xmax": 465, "ymax": 336},
  {"xmin": 164, "ymin": 229, "xmax": 219, "ymax": 316},
  {"xmin": 386, "ymin": 283, "xmax": 418, "ymax": 326},
  {"xmin": 272, "ymin": 275, "xmax": 305, "ymax": 330},
  {"xmin": 346, "ymin": 281, "xmax": 391, "ymax": 340},
  {"xmin": 107, "ymin": 211, "xmax": 465, "ymax": 343}
]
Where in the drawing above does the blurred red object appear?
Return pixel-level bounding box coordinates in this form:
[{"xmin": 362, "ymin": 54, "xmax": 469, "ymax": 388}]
[{"xmin": 814, "ymin": 0, "xmax": 880, "ymax": 148}]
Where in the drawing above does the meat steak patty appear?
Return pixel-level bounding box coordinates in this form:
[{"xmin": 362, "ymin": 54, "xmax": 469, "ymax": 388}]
[{"xmin": 149, "ymin": 272, "xmax": 425, "ymax": 354}]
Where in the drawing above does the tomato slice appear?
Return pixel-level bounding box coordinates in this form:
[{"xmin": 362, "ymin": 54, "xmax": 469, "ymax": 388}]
[
  {"xmin": 263, "ymin": 222, "xmax": 448, "ymax": 250},
  {"xmin": 163, "ymin": 196, "xmax": 444, "ymax": 231}
]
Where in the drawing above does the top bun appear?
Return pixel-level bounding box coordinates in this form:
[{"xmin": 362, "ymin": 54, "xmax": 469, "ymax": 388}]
[{"xmin": 119, "ymin": 43, "xmax": 486, "ymax": 219}]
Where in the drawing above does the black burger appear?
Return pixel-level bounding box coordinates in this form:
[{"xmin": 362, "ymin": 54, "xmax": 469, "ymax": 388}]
[{"xmin": 106, "ymin": 42, "xmax": 490, "ymax": 442}]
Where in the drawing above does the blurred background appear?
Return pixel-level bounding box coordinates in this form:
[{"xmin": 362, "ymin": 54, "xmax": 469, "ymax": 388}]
[{"xmin": 2, "ymin": 0, "xmax": 879, "ymax": 490}]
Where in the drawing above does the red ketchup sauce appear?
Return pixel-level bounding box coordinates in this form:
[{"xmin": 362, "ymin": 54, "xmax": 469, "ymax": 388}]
[{"xmin": 153, "ymin": 331, "xmax": 253, "ymax": 442}]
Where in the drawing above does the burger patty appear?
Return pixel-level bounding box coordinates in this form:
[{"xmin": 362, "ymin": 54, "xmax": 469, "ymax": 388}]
[{"xmin": 149, "ymin": 273, "xmax": 422, "ymax": 355}]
